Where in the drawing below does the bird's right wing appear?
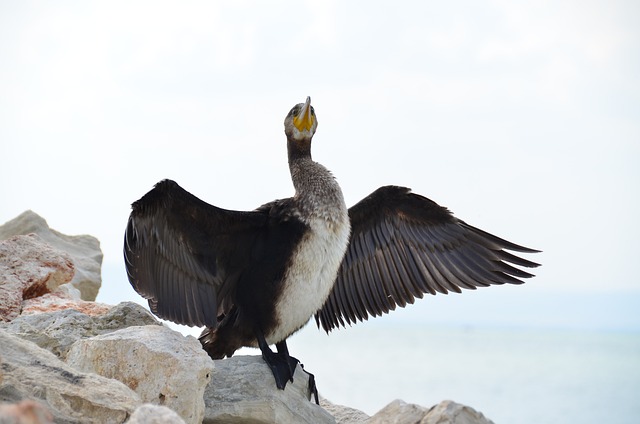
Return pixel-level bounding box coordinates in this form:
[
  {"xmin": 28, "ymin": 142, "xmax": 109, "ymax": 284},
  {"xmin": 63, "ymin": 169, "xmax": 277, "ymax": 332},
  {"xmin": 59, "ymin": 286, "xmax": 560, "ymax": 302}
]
[{"xmin": 124, "ymin": 179, "xmax": 267, "ymax": 328}]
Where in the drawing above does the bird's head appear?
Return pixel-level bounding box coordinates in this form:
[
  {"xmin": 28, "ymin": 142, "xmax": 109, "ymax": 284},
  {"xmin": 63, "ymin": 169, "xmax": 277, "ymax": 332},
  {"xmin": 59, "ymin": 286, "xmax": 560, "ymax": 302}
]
[{"xmin": 284, "ymin": 96, "xmax": 317, "ymax": 142}]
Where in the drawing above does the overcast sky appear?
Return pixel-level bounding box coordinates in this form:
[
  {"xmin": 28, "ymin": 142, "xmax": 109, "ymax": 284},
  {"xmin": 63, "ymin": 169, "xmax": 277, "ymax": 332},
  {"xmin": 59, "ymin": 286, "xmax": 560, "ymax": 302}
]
[{"xmin": 1, "ymin": 1, "xmax": 639, "ymax": 330}]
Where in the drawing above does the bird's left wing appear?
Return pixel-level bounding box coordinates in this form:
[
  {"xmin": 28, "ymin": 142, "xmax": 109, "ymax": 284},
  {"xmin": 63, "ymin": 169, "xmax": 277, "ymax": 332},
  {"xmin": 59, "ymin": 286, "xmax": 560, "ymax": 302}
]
[
  {"xmin": 315, "ymin": 186, "xmax": 540, "ymax": 332},
  {"xmin": 124, "ymin": 179, "xmax": 268, "ymax": 328}
]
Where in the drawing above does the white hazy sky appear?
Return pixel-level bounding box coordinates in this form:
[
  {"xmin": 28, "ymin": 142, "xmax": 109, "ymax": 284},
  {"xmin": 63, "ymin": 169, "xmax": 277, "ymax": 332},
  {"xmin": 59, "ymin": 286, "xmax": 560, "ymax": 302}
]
[{"xmin": 1, "ymin": 1, "xmax": 639, "ymax": 328}]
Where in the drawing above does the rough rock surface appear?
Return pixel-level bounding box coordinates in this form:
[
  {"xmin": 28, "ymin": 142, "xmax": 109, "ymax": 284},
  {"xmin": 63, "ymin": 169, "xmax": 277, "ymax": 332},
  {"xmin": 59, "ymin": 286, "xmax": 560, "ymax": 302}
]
[
  {"xmin": 66, "ymin": 325, "xmax": 213, "ymax": 424},
  {"xmin": 127, "ymin": 404, "xmax": 186, "ymax": 424},
  {"xmin": 0, "ymin": 234, "xmax": 75, "ymax": 322},
  {"xmin": 0, "ymin": 329, "xmax": 141, "ymax": 423},
  {"xmin": 2, "ymin": 302, "xmax": 160, "ymax": 359},
  {"xmin": 204, "ymin": 355, "xmax": 336, "ymax": 424},
  {"xmin": 0, "ymin": 399, "xmax": 54, "ymax": 424},
  {"xmin": 320, "ymin": 398, "xmax": 370, "ymax": 424},
  {"xmin": 366, "ymin": 399, "xmax": 495, "ymax": 424},
  {"xmin": 20, "ymin": 290, "xmax": 112, "ymax": 317},
  {"xmin": 0, "ymin": 210, "xmax": 102, "ymax": 300}
]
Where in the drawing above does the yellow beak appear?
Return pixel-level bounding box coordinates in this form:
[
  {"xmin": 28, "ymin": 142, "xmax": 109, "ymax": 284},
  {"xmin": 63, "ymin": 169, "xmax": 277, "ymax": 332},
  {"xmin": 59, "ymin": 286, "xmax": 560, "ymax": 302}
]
[{"xmin": 293, "ymin": 96, "xmax": 314, "ymax": 132}]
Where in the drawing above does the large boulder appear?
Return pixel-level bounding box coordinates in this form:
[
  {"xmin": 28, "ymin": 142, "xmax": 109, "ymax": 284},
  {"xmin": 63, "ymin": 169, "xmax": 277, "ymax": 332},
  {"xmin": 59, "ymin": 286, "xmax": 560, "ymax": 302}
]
[
  {"xmin": 0, "ymin": 234, "xmax": 75, "ymax": 322},
  {"xmin": 320, "ymin": 399, "xmax": 370, "ymax": 424},
  {"xmin": 127, "ymin": 404, "xmax": 187, "ymax": 424},
  {"xmin": 66, "ymin": 325, "xmax": 213, "ymax": 424},
  {"xmin": 366, "ymin": 399, "xmax": 495, "ymax": 424},
  {"xmin": 204, "ymin": 355, "xmax": 336, "ymax": 424},
  {"xmin": 2, "ymin": 302, "xmax": 160, "ymax": 359},
  {"xmin": 0, "ymin": 211, "xmax": 102, "ymax": 300},
  {"xmin": 0, "ymin": 329, "xmax": 141, "ymax": 423}
]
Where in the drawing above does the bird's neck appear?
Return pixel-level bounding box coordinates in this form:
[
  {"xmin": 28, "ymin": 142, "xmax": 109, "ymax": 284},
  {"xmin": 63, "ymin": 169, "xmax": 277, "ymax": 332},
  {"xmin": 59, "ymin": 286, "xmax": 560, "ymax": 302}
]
[
  {"xmin": 287, "ymin": 138, "xmax": 346, "ymax": 218},
  {"xmin": 288, "ymin": 138, "xmax": 316, "ymax": 193},
  {"xmin": 287, "ymin": 137, "xmax": 311, "ymax": 164}
]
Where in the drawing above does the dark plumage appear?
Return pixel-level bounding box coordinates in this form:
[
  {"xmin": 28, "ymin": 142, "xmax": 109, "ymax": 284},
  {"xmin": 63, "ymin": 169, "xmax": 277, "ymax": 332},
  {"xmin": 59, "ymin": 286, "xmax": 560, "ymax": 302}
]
[
  {"xmin": 316, "ymin": 185, "xmax": 539, "ymax": 332},
  {"xmin": 124, "ymin": 97, "xmax": 539, "ymax": 402}
]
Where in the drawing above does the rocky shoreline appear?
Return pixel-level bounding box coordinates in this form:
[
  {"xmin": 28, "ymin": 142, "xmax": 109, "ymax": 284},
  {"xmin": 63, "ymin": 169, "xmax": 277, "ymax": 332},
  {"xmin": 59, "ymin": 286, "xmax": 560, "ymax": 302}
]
[{"xmin": 0, "ymin": 211, "xmax": 494, "ymax": 424}]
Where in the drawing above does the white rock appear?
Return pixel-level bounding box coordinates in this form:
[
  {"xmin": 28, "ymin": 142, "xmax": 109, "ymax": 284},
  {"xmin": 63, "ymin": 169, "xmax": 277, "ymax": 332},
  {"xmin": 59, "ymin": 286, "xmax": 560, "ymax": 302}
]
[
  {"xmin": 204, "ymin": 355, "xmax": 336, "ymax": 424},
  {"xmin": 66, "ymin": 325, "xmax": 213, "ymax": 424},
  {"xmin": 366, "ymin": 399, "xmax": 427, "ymax": 424},
  {"xmin": 0, "ymin": 234, "xmax": 75, "ymax": 322},
  {"xmin": 0, "ymin": 329, "xmax": 141, "ymax": 423},
  {"xmin": 320, "ymin": 398, "xmax": 370, "ymax": 424},
  {"xmin": 422, "ymin": 400, "xmax": 494, "ymax": 424},
  {"xmin": 127, "ymin": 404, "xmax": 186, "ymax": 424},
  {"xmin": 0, "ymin": 210, "xmax": 102, "ymax": 300},
  {"xmin": 366, "ymin": 399, "xmax": 494, "ymax": 424},
  {"xmin": 2, "ymin": 301, "xmax": 160, "ymax": 359}
]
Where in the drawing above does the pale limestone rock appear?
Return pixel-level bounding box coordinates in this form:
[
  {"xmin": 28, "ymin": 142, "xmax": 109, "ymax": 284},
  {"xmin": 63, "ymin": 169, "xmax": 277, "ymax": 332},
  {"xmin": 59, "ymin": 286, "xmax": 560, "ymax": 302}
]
[
  {"xmin": 320, "ymin": 398, "xmax": 370, "ymax": 424},
  {"xmin": 0, "ymin": 211, "xmax": 102, "ymax": 301},
  {"xmin": 0, "ymin": 399, "xmax": 54, "ymax": 424},
  {"xmin": 0, "ymin": 329, "xmax": 141, "ymax": 423},
  {"xmin": 421, "ymin": 400, "xmax": 494, "ymax": 424},
  {"xmin": 2, "ymin": 302, "xmax": 160, "ymax": 359},
  {"xmin": 366, "ymin": 399, "xmax": 427, "ymax": 424},
  {"xmin": 66, "ymin": 325, "xmax": 213, "ymax": 424},
  {"xmin": 366, "ymin": 399, "xmax": 494, "ymax": 424},
  {"xmin": 204, "ymin": 355, "xmax": 335, "ymax": 424},
  {"xmin": 127, "ymin": 404, "xmax": 186, "ymax": 424},
  {"xmin": 0, "ymin": 234, "xmax": 75, "ymax": 322}
]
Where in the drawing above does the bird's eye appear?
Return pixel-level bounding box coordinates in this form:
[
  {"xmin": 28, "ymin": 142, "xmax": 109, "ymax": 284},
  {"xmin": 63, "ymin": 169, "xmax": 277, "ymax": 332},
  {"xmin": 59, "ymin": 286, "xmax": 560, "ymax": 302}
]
[
  {"xmin": 289, "ymin": 107, "xmax": 299, "ymax": 117},
  {"xmin": 310, "ymin": 106, "xmax": 315, "ymax": 115}
]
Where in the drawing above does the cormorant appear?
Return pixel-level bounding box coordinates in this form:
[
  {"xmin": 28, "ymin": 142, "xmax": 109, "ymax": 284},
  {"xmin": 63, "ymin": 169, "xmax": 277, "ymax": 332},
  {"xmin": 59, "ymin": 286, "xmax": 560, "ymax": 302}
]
[{"xmin": 124, "ymin": 96, "xmax": 539, "ymax": 402}]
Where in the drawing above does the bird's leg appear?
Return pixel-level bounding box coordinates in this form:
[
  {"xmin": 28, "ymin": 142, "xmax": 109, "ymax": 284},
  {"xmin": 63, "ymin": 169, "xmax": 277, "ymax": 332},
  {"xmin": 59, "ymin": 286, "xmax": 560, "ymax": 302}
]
[
  {"xmin": 275, "ymin": 340, "xmax": 300, "ymax": 382},
  {"xmin": 256, "ymin": 332, "xmax": 319, "ymax": 403},
  {"xmin": 276, "ymin": 340, "xmax": 319, "ymax": 405},
  {"xmin": 256, "ymin": 331, "xmax": 295, "ymax": 390}
]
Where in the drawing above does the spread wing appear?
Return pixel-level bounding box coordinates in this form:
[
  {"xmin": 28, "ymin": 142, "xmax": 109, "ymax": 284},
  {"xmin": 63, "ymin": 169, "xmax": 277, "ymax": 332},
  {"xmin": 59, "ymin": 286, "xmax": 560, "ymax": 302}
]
[
  {"xmin": 315, "ymin": 186, "xmax": 540, "ymax": 332},
  {"xmin": 124, "ymin": 179, "xmax": 268, "ymax": 328}
]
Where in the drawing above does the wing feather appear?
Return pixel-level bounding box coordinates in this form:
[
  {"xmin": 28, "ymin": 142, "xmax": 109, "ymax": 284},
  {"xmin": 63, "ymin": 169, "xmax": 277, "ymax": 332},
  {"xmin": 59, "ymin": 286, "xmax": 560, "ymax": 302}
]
[
  {"xmin": 350, "ymin": 247, "xmax": 380, "ymax": 317},
  {"xmin": 124, "ymin": 179, "xmax": 267, "ymax": 328},
  {"xmin": 316, "ymin": 185, "xmax": 540, "ymax": 332}
]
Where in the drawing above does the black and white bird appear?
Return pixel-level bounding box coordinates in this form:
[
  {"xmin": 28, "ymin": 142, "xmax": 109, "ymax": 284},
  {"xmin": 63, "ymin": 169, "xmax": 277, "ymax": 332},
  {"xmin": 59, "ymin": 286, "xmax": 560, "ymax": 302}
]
[{"xmin": 124, "ymin": 96, "xmax": 539, "ymax": 401}]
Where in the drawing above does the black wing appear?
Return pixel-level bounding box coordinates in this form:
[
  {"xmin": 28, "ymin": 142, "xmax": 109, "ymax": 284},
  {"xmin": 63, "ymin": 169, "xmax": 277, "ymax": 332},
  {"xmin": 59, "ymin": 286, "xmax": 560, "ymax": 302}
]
[
  {"xmin": 315, "ymin": 186, "xmax": 540, "ymax": 332},
  {"xmin": 124, "ymin": 179, "xmax": 268, "ymax": 328}
]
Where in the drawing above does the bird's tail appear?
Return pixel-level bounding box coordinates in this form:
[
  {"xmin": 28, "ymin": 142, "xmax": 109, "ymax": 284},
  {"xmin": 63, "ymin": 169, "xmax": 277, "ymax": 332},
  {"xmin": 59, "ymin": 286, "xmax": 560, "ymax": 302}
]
[{"xmin": 199, "ymin": 312, "xmax": 254, "ymax": 359}]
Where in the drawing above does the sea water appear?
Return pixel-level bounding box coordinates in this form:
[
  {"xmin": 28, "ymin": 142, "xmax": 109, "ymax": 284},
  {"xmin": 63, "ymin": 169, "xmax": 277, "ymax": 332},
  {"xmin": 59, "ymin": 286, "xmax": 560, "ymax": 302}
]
[{"xmin": 285, "ymin": 323, "xmax": 640, "ymax": 424}]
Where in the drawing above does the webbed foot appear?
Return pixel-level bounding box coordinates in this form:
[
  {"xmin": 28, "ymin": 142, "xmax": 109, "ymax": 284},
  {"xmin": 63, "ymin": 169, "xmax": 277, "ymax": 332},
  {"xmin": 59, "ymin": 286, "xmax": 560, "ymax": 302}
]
[
  {"xmin": 257, "ymin": 334, "xmax": 299, "ymax": 389},
  {"xmin": 256, "ymin": 333, "xmax": 319, "ymax": 403},
  {"xmin": 300, "ymin": 363, "xmax": 319, "ymax": 404},
  {"xmin": 261, "ymin": 348, "xmax": 299, "ymax": 389}
]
